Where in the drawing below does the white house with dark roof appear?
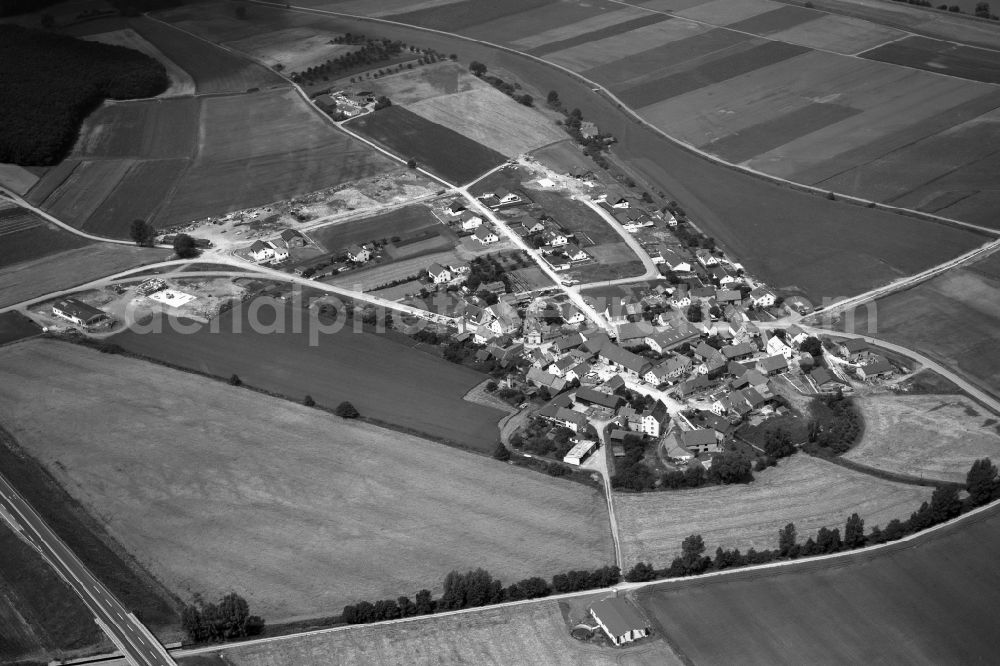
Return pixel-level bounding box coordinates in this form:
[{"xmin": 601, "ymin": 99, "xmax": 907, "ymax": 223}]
[
  {"xmin": 52, "ymin": 298, "xmax": 110, "ymax": 328},
  {"xmin": 474, "ymin": 226, "xmax": 499, "ymax": 244},
  {"xmin": 249, "ymin": 240, "xmax": 274, "ymax": 262},
  {"xmin": 346, "ymin": 244, "xmax": 371, "ymax": 262},
  {"xmin": 750, "ymin": 286, "xmax": 776, "ymax": 307},
  {"xmin": 427, "ymin": 263, "xmax": 451, "ymax": 283},
  {"xmin": 459, "ymin": 211, "xmax": 483, "ymax": 230},
  {"xmin": 589, "ymin": 598, "xmax": 650, "ymax": 646}
]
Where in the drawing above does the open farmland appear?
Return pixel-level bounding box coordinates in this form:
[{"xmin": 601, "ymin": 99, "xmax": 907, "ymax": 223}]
[
  {"xmin": 223, "ymin": 27, "xmax": 358, "ymax": 72},
  {"xmin": 0, "ymin": 244, "xmax": 170, "ymax": 308},
  {"xmin": 0, "ymin": 525, "xmax": 108, "ymax": 664},
  {"xmin": 861, "ymin": 35, "xmax": 1000, "ymax": 84},
  {"xmin": 209, "ymin": 596, "xmax": 677, "ymax": 666},
  {"xmin": 348, "ymin": 106, "xmax": 506, "ymax": 184},
  {"xmin": 83, "ymin": 28, "xmax": 196, "ymax": 97},
  {"xmin": 328, "ymin": 249, "xmax": 460, "ymax": 291},
  {"xmin": 0, "ymin": 340, "xmax": 613, "ymax": 622},
  {"xmin": 386, "ymin": 0, "xmax": 555, "ymax": 31},
  {"xmin": 845, "ymin": 394, "xmax": 1000, "ymax": 483},
  {"xmin": 834, "ymin": 252, "xmax": 1000, "ymax": 400},
  {"xmin": 112, "ymin": 301, "xmax": 505, "ymax": 450},
  {"xmin": 613, "ymin": 455, "xmax": 930, "ymax": 567},
  {"xmin": 0, "ymin": 311, "xmax": 41, "ymax": 344},
  {"xmin": 72, "ymin": 97, "xmax": 200, "ymax": 159},
  {"xmin": 0, "ymin": 204, "xmax": 91, "ymax": 268},
  {"xmin": 127, "ymin": 16, "xmax": 287, "ymax": 94},
  {"xmin": 636, "ymin": 504, "xmax": 1000, "ymax": 665},
  {"xmin": 308, "ymin": 204, "xmax": 441, "ymax": 252}
]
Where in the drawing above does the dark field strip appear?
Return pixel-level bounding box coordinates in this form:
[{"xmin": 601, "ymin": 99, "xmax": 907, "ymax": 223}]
[
  {"xmin": 617, "ymin": 40, "xmax": 811, "ymax": 108},
  {"xmin": 347, "ymin": 106, "xmax": 505, "ymax": 185},
  {"xmin": 24, "ymin": 160, "xmax": 76, "ymax": 206},
  {"xmin": 461, "ymin": 1, "xmax": 611, "ymax": 44},
  {"xmin": 0, "ymin": 311, "xmax": 42, "ymax": 345},
  {"xmin": 582, "ymin": 27, "xmax": 750, "ymax": 86},
  {"xmin": 112, "ymin": 304, "xmax": 507, "ymax": 452},
  {"xmin": 528, "ymin": 13, "xmax": 671, "ymax": 56},
  {"xmin": 387, "ymin": 0, "xmax": 554, "ymax": 31},
  {"xmin": 725, "ymin": 4, "xmax": 822, "ymax": 35},
  {"xmin": 308, "ymin": 204, "xmax": 439, "ymax": 252},
  {"xmin": 703, "ymin": 102, "xmax": 860, "ymax": 163},
  {"xmin": 0, "ymin": 211, "xmax": 91, "ymax": 267},
  {"xmin": 638, "ymin": 505, "xmax": 1000, "ymax": 665},
  {"xmin": 85, "ymin": 159, "xmax": 190, "ymax": 236},
  {"xmin": 861, "ymin": 36, "xmax": 1000, "ymax": 84}
]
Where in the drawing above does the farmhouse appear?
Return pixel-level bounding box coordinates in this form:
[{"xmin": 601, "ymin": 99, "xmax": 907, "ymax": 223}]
[
  {"xmin": 346, "ymin": 244, "xmax": 371, "ymax": 263},
  {"xmin": 427, "ymin": 263, "xmax": 451, "ymax": 284},
  {"xmin": 459, "ymin": 211, "xmax": 483, "ymax": 230},
  {"xmin": 563, "ymin": 439, "xmax": 598, "ymax": 466},
  {"xmin": 810, "ymin": 367, "xmax": 842, "ymax": 392},
  {"xmin": 659, "ymin": 248, "xmax": 692, "ymax": 273},
  {"xmin": 750, "ymin": 286, "xmax": 777, "ymax": 308},
  {"xmin": 766, "ymin": 334, "xmax": 795, "ymax": 359},
  {"xmin": 839, "ymin": 338, "xmax": 869, "ymax": 360},
  {"xmin": 267, "ymin": 240, "xmax": 288, "ymax": 262},
  {"xmin": 280, "ymin": 228, "xmax": 305, "ymax": 247},
  {"xmin": 757, "ymin": 354, "xmax": 789, "ymax": 377},
  {"xmin": 447, "ymin": 200, "xmax": 466, "ymax": 216},
  {"xmin": 574, "ymin": 386, "xmax": 624, "ymax": 411},
  {"xmin": 858, "ymin": 355, "xmax": 894, "ymax": 381},
  {"xmin": 249, "ymin": 240, "xmax": 274, "ymax": 262},
  {"xmin": 526, "ymin": 367, "xmax": 567, "ymax": 393},
  {"xmin": 681, "ymin": 429, "xmax": 721, "ymax": 454},
  {"xmin": 52, "ymin": 298, "xmax": 110, "ymax": 328},
  {"xmin": 474, "ymin": 226, "xmax": 499, "ymax": 244},
  {"xmin": 646, "ymin": 328, "xmax": 698, "ymax": 354},
  {"xmin": 537, "ymin": 404, "xmax": 588, "ymax": 432},
  {"xmin": 590, "ymin": 598, "xmax": 650, "ymax": 646},
  {"xmin": 618, "ymin": 402, "xmax": 669, "ymax": 438}
]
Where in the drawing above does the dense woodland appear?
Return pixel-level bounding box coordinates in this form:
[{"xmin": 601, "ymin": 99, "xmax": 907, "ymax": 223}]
[{"xmin": 0, "ymin": 25, "xmax": 167, "ymax": 165}]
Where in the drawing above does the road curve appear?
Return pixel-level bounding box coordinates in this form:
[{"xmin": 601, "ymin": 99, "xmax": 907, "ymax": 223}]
[{"xmin": 0, "ymin": 475, "xmax": 175, "ymax": 666}]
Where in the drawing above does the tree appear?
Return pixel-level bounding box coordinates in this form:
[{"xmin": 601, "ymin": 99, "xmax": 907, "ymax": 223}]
[
  {"xmin": 469, "ymin": 61, "xmax": 487, "ymax": 77},
  {"xmin": 844, "ymin": 513, "xmax": 865, "ymax": 549},
  {"xmin": 686, "ymin": 303, "xmax": 703, "ymax": 322},
  {"xmin": 228, "ymin": 374, "xmax": 242, "ymax": 386},
  {"xmin": 373, "ymin": 95, "xmax": 392, "ymax": 110},
  {"xmin": 546, "ymin": 90, "xmax": 560, "ymax": 107},
  {"xmin": 518, "ymin": 94, "xmax": 533, "ymax": 107},
  {"xmin": 492, "ymin": 441, "xmax": 510, "ymax": 461},
  {"xmin": 303, "ymin": 395, "xmax": 316, "ymax": 407},
  {"xmin": 414, "ymin": 589, "xmax": 435, "ymax": 615},
  {"xmin": 966, "ymin": 458, "xmax": 998, "ymax": 506},
  {"xmin": 764, "ymin": 428, "xmax": 795, "ymax": 459},
  {"xmin": 335, "ymin": 401, "xmax": 359, "ymax": 418},
  {"xmin": 679, "ymin": 534, "xmax": 711, "ymax": 575},
  {"xmin": 129, "ymin": 219, "xmax": 155, "ymax": 246},
  {"xmin": 975, "ymin": 1, "xmax": 992, "ymax": 16},
  {"xmin": 624, "ymin": 562, "xmax": 656, "ymax": 582},
  {"xmin": 406, "ymin": 158, "xmax": 417, "ymax": 169},
  {"xmin": 800, "ymin": 336, "xmax": 823, "ymax": 357},
  {"xmin": 929, "ymin": 485, "xmax": 962, "ymax": 523},
  {"xmin": 173, "ymin": 233, "xmax": 198, "ymax": 258},
  {"xmin": 707, "ymin": 451, "xmax": 752, "ymax": 484},
  {"xmin": 816, "ymin": 527, "xmax": 842, "ymax": 553},
  {"xmin": 778, "ymin": 523, "xmax": 797, "ymax": 557}
]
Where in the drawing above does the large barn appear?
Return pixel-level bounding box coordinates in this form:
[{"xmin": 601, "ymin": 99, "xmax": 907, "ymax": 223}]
[
  {"xmin": 590, "ymin": 597, "xmax": 650, "ymax": 646},
  {"xmin": 51, "ymin": 298, "xmax": 109, "ymax": 328}
]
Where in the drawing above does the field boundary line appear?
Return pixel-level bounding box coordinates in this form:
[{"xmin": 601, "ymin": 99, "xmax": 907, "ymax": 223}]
[{"xmin": 260, "ymin": 0, "xmax": 1000, "ymax": 238}]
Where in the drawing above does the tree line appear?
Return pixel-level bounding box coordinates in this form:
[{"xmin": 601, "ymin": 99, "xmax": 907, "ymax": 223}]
[
  {"xmin": 0, "ymin": 25, "xmax": 168, "ymax": 165},
  {"xmin": 342, "ymin": 564, "xmax": 621, "ymax": 625},
  {"xmin": 181, "ymin": 592, "xmax": 264, "ymax": 643},
  {"xmin": 625, "ymin": 458, "xmax": 1000, "ymax": 582}
]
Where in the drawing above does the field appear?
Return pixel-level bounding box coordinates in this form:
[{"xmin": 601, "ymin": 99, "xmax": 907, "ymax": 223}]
[
  {"xmin": 861, "ymin": 35, "xmax": 1000, "ymax": 84},
  {"xmin": 0, "ymin": 243, "xmax": 170, "ymax": 308},
  {"xmin": 0, "ymin": 204, "xmax": 92, "ymax": 268},
  {"xmin": 307, "ymin": 204, "xmax": 441, "ymax": 252},
  {"xmin": 329, "ymin": 249, "xmax": 460, "ymax": 291},
  {"xmin": 112, "ymin": 301, "xmax": 506, "ymax": 450},
  {"xmin": 835, "ymin": 252, "xmax": 1000, "ymax": 399},
  {"xmin": 636, "ymin": 504, "xmax": 1000, "ymax": 665},
  {"xmin": 613, "ymin": 455, "xmax": 930, "ymax": 566},
  {"xmin": 387, "ymin": 0, "xmax": 556, "ymax": 31},
  {"xmin": 348, "ymin": 106, "xmax": 506, "ymax": 185},
  {"xmin": 0, "ymin": 340, "xmax": 613, "ymax": 622},
  {"xmin": 83, "ymin": 28, "xmax": 196, "ymax": 97},
  {"xmin": 845, "ymin": 394, "xmax": 1000, "ymax": 483},
  {"xmin": 208, "ymin": 596, "xmax": 678, "ymax": 665},
  {"xmin": 222, "ymin": 27, "xmax": 358, "ymax": 72},
  {"xmin": 0, "ymin": 311, "xmax": 41, "ymax": 344},
  {"xmin": 0, "ymin": 163, "xmax": 39, "ymax": 194},
  {"xmin": 0, "ymin": 524, "xmax": 108, "ymax": 664}
]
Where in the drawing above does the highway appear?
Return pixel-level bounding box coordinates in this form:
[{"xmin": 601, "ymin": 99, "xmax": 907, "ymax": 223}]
[{"xmin": 0, "ymin": 475, "xmax": 175, "ymax": 666}]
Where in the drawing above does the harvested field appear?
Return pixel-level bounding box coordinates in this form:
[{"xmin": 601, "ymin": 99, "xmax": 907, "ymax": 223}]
[
  {"xmin": 348, "ymin": 106, "xmax": 506, "ymax": 184},
  {"xmin": 0, "ymin": 525, "xmax": 107, "ymax": 664},
  {"xmin": 766, "ymin": 14, "xmax": 906, "ymax": 55},
  {"xmin": 127, "ymin": 16, "xmax": 287, "ymax": 94},
  {"xmin": 530, "ymin": 14, "xmax": 670, "ymax": 57},
  {"xmin": 223, "ymin": 27, "xmax": 356, "ymax": 72},
  {"xmin": 212, "ymin": 597, "xmax": 677, "ymax": 665},
  {"xmin": 846, "ymin": 395, "xmax": 1000, "ymax": 483},
  {"xmin": 72, "ymin": 97, "xmax": 199, "ymax": 159},
  {"xmin": 861, "ymin": 35, "xmax": 1000, "ymax": 84},
  {"xmin": 85, "ymin": 159, "xmax": 189, "ymax": 237},
  {"xmin": 835, "ymin": 257, "xmax": 1000, "ymax": 400},
  {"xmin": 459, "ymin": 0, "xmax": 610, "ymax": 43},
  {"xmin": 674, "ymin": 0, "xmax": 784, "ymax": 24},
  {"xmin": 0, "ymin": 163, "xmax": 39, "ymax": 195},
  {"xmin": 407, "ymin": 87, "xmax": 565, "ymax": 156},
  {"xmin": 387, "ymin": 0, "xmax": 553, "ymax": 31},
  {"xmin": 636, "ymin": 504, "xmax": 1000, "ymax": 665},
  {"xmin": 308, "ymin": 204, "xmax": 440, "ymax": 252},
  {"xmin": 613, "ymin": 455, "xmax": 930, "ymax": 566},
  {"xmin": 0, "ymin": 340, "xmax": 613, "ymax": 622},
  {"xmin": 724, "ymin": 4, "xmax": 823, "ymax": 35},
  {"xmin": 0, "ymin": 311, "xmax": 41, "ymax": 344},
  {"xmin": 113, "ymin": 301, "xmax": 504, "ymax": 449},
  {"xmin": 83, "ymin": 28, "xmax": 196, "ymax": 97},
  {"xmin": 0, "ymin": 244, "xmax": 170, "ymax": 308},
  {"xmin": 546, "ymin": 18, "xmax": 713, "ymax": 71},
  {"xmin": 0, "ymin": 205, "xmax": 91, "ymax": 268},
  {"xmin": 514, "ymin": 5, "xmax": 654, "ymax": 50},
  {"xmin": 34, "ymin": 159, "xmax": 135, "ymax": 224}
]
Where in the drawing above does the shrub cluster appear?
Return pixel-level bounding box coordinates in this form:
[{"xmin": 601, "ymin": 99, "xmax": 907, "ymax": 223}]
[
  {"xmin": 0, "ymin": 25, "xmax": 168, "ymax": 164},
  {"xmin": 181, "ymin": 593, "xmax": 264, "ymax": 643}
]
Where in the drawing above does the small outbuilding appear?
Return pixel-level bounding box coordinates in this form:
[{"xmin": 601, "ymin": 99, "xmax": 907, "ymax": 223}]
[{"xmin": 590, "ymin": 597, "xmax": 651, "ymax": 646}]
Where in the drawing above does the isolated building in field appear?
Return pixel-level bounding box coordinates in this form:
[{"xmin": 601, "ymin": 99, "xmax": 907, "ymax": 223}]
[
  {"xmin": 590, "ymin": 597, "xmax": 651, "ymax": 646},
  {"xmin": 346, "ymin": 244, "xmax": 371, "ymax": 262},
  {"xmin": 52, "ymin": 298, "xmax": 110, "ymax": 328}
]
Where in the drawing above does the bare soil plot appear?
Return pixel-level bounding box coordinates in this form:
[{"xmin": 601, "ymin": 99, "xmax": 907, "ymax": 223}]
[
  {"xmin": 408, "ymin": 87, "xmax": 565, "ymax": 156},
  {"xmin": 766, "ymin": 14, "xmax": 907, "ymax": 55},
  {"xmin": 348, "ymin": 106, "xmax": 506, "ymax": 185},
  {"xmin": 0, "ymin": 526, "xmax": 108, "ymax": 664},
  {"xmin": 73, "ymin": 97, "xmax": 199, "ymax": 159},
  {"xmin": 588, "ymin": 242, "xmax": 642, "ymax": 264},
  {"xmin": 836, "ymin": 260, "xmax": 1000, "ymax": 400},
  {"xmin": 386, "ymin": 0, "xmax": 554, "ymax": 31},
  {"xmin": 636, "ymin": 506, "xmax": 1000, "ymax": 665},
  {"xmin": 0, "ymin": 340, "xmax": 613, "ymax": 622},
  {"xmin": 308, "ymin": 204, "xmax": 441, "ymax": 251},
  {"xmin": 613, "ymin": 455, "xmax": 930, "ymax": 567},
  {"xmin": 513, "ymin": 5, "xmax": 653, "ymax": 50},
  {"xmin": 213, "ymin": 597, "xmax": 677, "ymax": 665},
  {"xmin": 673, "ymin": 0, "xmax": 784, "ymax": 24},
  {"xmin": 83, "ymin": 28, "xmax": 196, "ymax": 97},
  {"xmin": 0, "ymin": 205, "xmax": 91, "ymax": 268},
  {"xmin": 547, "ymin": 18, "xmax": 713, "ymax": 72},
  {"xmin": 127, "ymin": 16, "xmax": 287, "ymax": 94},
  {"xmin": 0, "ymin": 244, "xmax": 170, "ymax": 308},
  {"xmin": 861, "ymin": 35, "xmax": 1000, "ymax": 84},
  {"xmin": 846, "ymin": 395, "xmax": 1000, "ymax": 483},
  {"xmin": 223, "ymin": 27, "xmax": 356, "ymax": 72}
]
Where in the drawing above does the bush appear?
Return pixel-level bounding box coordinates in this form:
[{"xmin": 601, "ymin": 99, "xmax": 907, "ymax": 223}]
[
  {"xmin": 303, "ymin": 395, "xmax": 316, "ymax": 407},
  {"xmin": 335, "ymin": 401, "xmax": 360, "ymax": 418},
  {"xmin": 228, "ymin": 374, "xmax": 242, "ymax": 386},
  {"xmin": 492, "ymin": 442, "xmax": 510, "ymax": 461}
]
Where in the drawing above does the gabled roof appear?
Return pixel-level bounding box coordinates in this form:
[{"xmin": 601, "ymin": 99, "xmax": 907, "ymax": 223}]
[
  {"xmin": 279, "ymin": 228, "xmax": 302, "ymax": 241},
  {"xmin": 53, "ymin": 297, "xmax": 106, "ymax": 321},
  {"xmin": 694, "ymin": 341, "xmax": 722, "ymax": 360},
  {"xmin": 250, "ymin": 240, "xmax": 269, "ymax": 252},
  {"xmin": 811, "ymin": 367, "xmax": 837, "ymax": 386},
  {"xmin": 751, "ymin": 286, "xmax": 775, "ymax": 299},
  {"xmin": 722, "ymin": 342, "xmax": 755, "ymax": 359},
  {"xmin": 716, "ymin": 289, "xmax": 741, "ymax": 302},
  {"xmin": 347, "ymin": 244, "xmax": 366, "ymax": 255},
  {"xmin": 474, "ymin": 226, "xmax": 496, "ymax": 240},
  {"xmin": 758, "ymin": 355, "xmax": 788, "ymax": 372},
  {"xmin": 590, "ymin": 598, "xmax": 648, "ymax": 638},
  {"xmin": 428, "ymin": 262, "xmax": 448, "ymax": 276},
  {"xmin": 599, "ymin": 344, "xmax": 651, "ymax": 374},
  {"xmin": 681, "ymin": 429, "xmax": 717, "ymax": 448},
  {"xmin": 448, "ymin": 200, "xmax": 466, "ymax": 212},
  {"xmin": 616, "ymin": 321, "xmax": 652, "ymax": 342},
  {"xmin": 553, "ymin": 333, "xmax": 585, "ymax": 352},
  {"xmin": 842, "ymin": 338, "xmax": 868, "ymax": 353},
  {"xmin": 574, "ymin": 387, "xmax": 623, "ymax": 410},
  {"xmin": 862, "ymin": 355, "xmax": 893, "ymax": 375}
]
